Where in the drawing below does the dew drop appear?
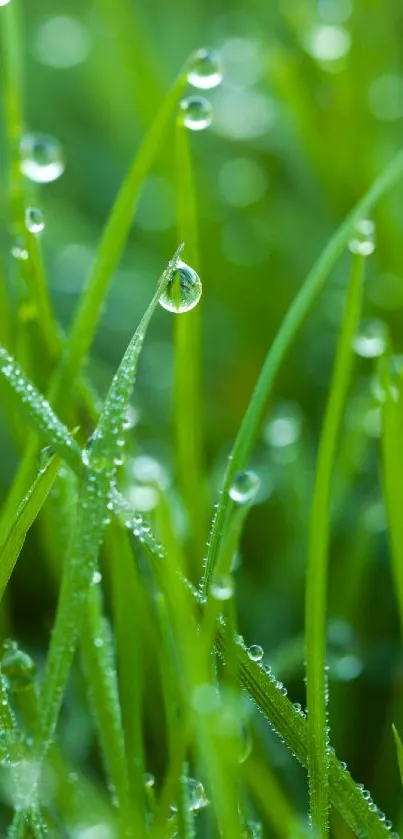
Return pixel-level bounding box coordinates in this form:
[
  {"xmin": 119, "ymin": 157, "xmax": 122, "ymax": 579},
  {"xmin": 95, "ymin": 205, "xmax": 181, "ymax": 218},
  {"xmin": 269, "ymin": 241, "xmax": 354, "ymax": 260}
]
[
  {"xmin": 242, "ymin": 820, "xmax": 263, "ymax": 839},
  {"xmin": 159, "ymin": 260, "xmax": 202, "ymax": 313},
  {"xmin": 211, "ymin": 573, "xmax": 234, "ymax": 601},
  {"xmin": 92, "ymin": 570, "xmax": 102, "ymax": 585},
  {"xmin": 348, "ymin": 219, "xmax": 376, "ymax": 256},
  {"xmin": 353, "ymin": 319, "xmax": 387, "ymax": 358},
  {"xmin": 20, "ymin": 132, "xmax": 65, "ymax": 183},
  {"xmin": 1, "ymin": 640, "xmax": 36, "ymax": 691},
  {"xmin": 187, "ymin": 48, "xmax": 223, "ymax": 89},
  {"xmin": 144, "ymin": 772, "xmax": 155, "ymax": 788},
  {"xmin": 179, "ymin": 95, "xmax": 213, "ymax": 131},
  {"xmin": 248, "ymin": 644, "xmax": 264, "ymax": 662},
  {"xmin": 171, "ymin": 777, "xmax": 209, "ymax": 813},
  {"xmin": 229, "ymin": 470, "xmax": 260, "ymax": 504},
  {"xmin": 25, "ymin": 207, "xmax": 45, "ymax": 234},
  {"xmin": 11, "ymin": 240, "xmax": 28, "ymax": 261}
]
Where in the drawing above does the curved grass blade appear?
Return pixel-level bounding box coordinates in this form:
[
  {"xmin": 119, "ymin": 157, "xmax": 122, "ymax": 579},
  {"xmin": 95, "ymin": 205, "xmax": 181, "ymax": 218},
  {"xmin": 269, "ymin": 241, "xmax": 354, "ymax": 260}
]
[
  {"xmin": 305, "ymin": 253, "xmax": 365, "ymax": 836},
  {"xmin": 0, "ymin": 345, "xmax": 82, "ymax": 473},
  {"xmin": 174, "ymin": 119, "xmax": 206, "ymax": 565},
  {"xmin": 201, "ymin": 146, "xmax": 403, "ymax": 595},
  {"xmin": 0, "ymin": 454, "xmax": 61, "ymax": 603},
  {"xmin": 37, "ymin": 248, "xmax": 182, "ymax": 766},
  {"xmin": 55, "ymin": 81, "xmax": 188, "ymax": 403},
  {"xmin": 217, "ymin": 629, "xmax": 394, "ymax": 838}
]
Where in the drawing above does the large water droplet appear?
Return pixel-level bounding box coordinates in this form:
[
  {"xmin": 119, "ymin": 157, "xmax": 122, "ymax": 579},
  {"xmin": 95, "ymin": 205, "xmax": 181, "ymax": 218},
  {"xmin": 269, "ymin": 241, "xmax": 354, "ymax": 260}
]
[
  {"xmin": 211, "ymin": 573, "xmax": 234, "ymax": 601},
  {"xmin": 171, "ymin": 778, "xmax": 209, "ymax": 813},
  {"xmin": 248, "ymin": 644, "xmax": 264, "ymax": 662},
  {"xmin": 187, "ymin": 48, "xmax": 223, "ymax": 89},
  {"xmin": 348, "ymin": 219, "xmax": 376, "ymax": 256},
  {"xmin": 159, "ymin": 260, "xmax": 202, "ymax": 313},
  {"xmin": 1, "ymin": 640, "xmax": 36, "ymax": 691},
  {"xmin": 25, "ymin": 207, "xmax": 45, "ymax": 234},
  {"xmin": 229, "ymin": 470, "xmax": 260, "ymax": 504},
  {"xmin": 20, "ymin": 132, "xmax": 65, "ymax": 183},
  {"xmin": 179, "ymin": 96, "xmax": 213, "ymax": 131},
  {"xmin": 353, "ymin": 319, "xmax": 387, "ymax": 358}
]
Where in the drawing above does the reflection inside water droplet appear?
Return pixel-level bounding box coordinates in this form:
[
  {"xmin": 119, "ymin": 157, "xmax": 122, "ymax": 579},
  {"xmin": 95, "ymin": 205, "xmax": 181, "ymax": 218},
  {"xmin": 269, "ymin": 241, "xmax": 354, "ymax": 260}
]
[
  {"xmin": 179, "ymin": 96, "xmax": 213, "ymax": 131},
  {"xmin": 159, "ymin": 260, "xmax": 202, "ymax": 313},
  {"xmin": 229, "ymin": 470, "xmax": 260, "ymax": 504},
  {"xmin": 25, "ymin": 207, "xmax": 45, "ymax": 234},
  {"xmin": 187, "ymin": 48, "xmax": 223, "ymax": 89}
]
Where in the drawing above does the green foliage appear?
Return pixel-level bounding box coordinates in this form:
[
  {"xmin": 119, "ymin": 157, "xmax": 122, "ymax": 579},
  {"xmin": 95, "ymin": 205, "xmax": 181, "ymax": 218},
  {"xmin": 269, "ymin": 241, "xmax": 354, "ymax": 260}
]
[{"xmin": 1, "ymin": 1, "xmax": 403, "ymax": 838}]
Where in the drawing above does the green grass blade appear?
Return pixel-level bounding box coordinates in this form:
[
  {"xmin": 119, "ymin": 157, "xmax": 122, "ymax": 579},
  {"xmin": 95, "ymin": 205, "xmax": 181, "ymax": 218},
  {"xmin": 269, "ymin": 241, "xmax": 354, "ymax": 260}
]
[
  {"xmin": 1, "ymin": 0, "xmax": 25, "ymax": 228},
  {"xmin": 81, "ymin": 585, "xmax": 143, "ymax": 838},
  {"xmin": 55, "ymin": 81, "xmax": 187, "ymax": 402},
  {"xmin": 381, "ymin": 362, "xmax": 403, "ymax": 633},
  {"xmin": 201, "ymin": 146, "xmax": 403, "ymax": 596},
  {"xmin": 392, "ymin": 724, "xmax": 403, "ymax": 791},
  {"xmin": 0, "ymin": 345, "xmax": 82, "ymax": 473},
  {"xmin": 305, "ymin": 254, "xmax": 365, "ymax": 836},
  {"xmin": 217, "ymin": 629, "xmax": 394, "ymax": 838},
  {"xmin": 0, "ymin": 454, "xmax": 61, "ymax": 603},
  {"xmin": 174, "ymin": 119, "xmax": 206, "ymax": 565},
  {"xmin": 106, "ymin": 523, "xmax": 146, "ymax": 814}
]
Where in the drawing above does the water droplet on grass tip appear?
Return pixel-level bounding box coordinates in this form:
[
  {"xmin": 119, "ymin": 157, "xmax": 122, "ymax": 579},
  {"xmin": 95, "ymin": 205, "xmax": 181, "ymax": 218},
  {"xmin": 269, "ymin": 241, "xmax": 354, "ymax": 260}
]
[
  {"xmin": 229, "ymin": 470, "xmax": 260, "ymax": 504},
  {"xmin": 159, "ymin": 260, "xmax": 202, "ymax": 313},
  {"xmin": 187, "ymin": 48, "xmax": 223, "ymax": 89},
  {"xmin": 20, "ymin": 132, "xmax": 65, "ymax": 183},
  {"xmin": 25, "ymin": 207, "xmax": 45, "ymax": 234},
  {"xmin": 1, "ymin": 640, "xmax": 36, "ymax": 690},
  {"xmin": 348, "ymin": 219, "xmax": 376, "ymax": 256},
  {"xmin": 179, "ymin": 95, "xmax": 213, "ymax": 130},
  {"xmin": 353, "ymin": 319, "xmax": 387, "ymax": 358},
  {"xmin": 211, "ymin": 573, "xmax": 234, "ymax": 600},
  {"xmin": 248, "ymin": 644, "xmax": 264, "ymax": 662}
]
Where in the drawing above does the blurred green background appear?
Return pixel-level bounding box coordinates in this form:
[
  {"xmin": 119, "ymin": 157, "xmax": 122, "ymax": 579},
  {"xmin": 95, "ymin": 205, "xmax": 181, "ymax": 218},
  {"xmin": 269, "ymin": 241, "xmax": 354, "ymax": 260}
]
[{"xmin": 2, "ymin": 0, "xmax": 403, "ymax": 832}]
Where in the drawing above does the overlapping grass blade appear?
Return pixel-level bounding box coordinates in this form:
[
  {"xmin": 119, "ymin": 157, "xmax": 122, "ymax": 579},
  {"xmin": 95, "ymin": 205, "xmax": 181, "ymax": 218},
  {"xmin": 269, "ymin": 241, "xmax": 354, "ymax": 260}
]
[
  {"xmin": 0, "ymin": 454, "xmax": 61, "ymax": 603},
  {"xmin": 201, "ymin": 146, "xmax": 403, "ymax": 595},
  {"xmin": 0, "ymin": 345, "xmax": 82, "ymax": 473},
  {"xmin": 305, "ymin": 253, "xmax": 365, "ymax": 835},
  {"xmin": 392, "ymin": 724, "xmax": 403, "ymax": 791}
]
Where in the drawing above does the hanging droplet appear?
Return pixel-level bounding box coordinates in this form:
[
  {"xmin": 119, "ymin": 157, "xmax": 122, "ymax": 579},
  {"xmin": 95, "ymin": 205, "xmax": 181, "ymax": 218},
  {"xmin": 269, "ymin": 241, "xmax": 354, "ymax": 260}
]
[
  {"xmin": 159, "ymin": 260, "xmax": 202, "ymax": 313},
  {"xmin": 348, "ymin": 219, "xmax": 376, "ymax": 256},
  {"xmin": 144, "ymin": 772, "xmax": 155, "ymax": 789},
  {"xmin": 38, "ymin": 445, "xmax": 54, "ymax": 471},
  {"xmin": 1, "ymin": 640, "xmax": 36, "ymax": 691},
  {"xmin": 179, "ymin": 96, "xmax": 213, "ymax": 131},
  {"xmin": 170, "ymin": 777, "xmax": 209, "ymax": 813},
  {"xmin": 25, "ymin": 207, "xmax": 45, "ymax": 234},
  {"xmin": 248, "ymin": 644, "xmax": 264, "ymax": 662},
  {"xmin": 187, "ymin": 48, "xmax": 223, "ymax": 89},
  {"xmin": 11, "ymin": 239, "xmax": 29, "ymax": 261},
  {"xmin": 211, "ymin": 573, "xmax": 234, "ymax": 601},
  {"xmin": 353, "ymin": 319, "xmax": 387, "ymax": 358},
  {"xmin": 20, "ymin": 132, "xmax": 65, "ymax": 183},
  {"xmin": 229, "ymin": 470, "xmax": 260, "ymax": 504}
]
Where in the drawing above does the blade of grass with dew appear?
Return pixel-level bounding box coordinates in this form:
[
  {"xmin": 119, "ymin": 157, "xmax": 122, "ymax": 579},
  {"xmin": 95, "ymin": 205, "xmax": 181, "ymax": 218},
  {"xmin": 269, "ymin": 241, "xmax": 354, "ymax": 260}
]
[
  {"xmin": 381, "ymin": 359, "xmax": 403, "ymax": 633},
  {"xmin": 36, "ymin": 247, "xmax": 183, "ymax": 777},
  {"xmin": 216, "ymin": 628, "xmax": 394, "ymax": 838},
  {"xmin": 81, "ymin": 584, "xmax": 142, "ymax": 835},
  {"xmin": 174, "ymin": 117, "xmax": 206, "ymax": 566},
  {"xmin": 305, "ymin": 253, "xmax": 365, "ymax": 836},
  {"xmin": 392, "ymin": 724, "xmax": 403, "ymax": 791},
  {"xmin": 0, "ymin": 345, "xmax": 82, "ymax": 473},
  {"xmin": 0, "ymin": 454, "xmax": 61, "ymax": 602},
  {"xmin": 106, "ymin": 522, "xmax": 146, "ymax": 812},
  {"xmin": 201, "ymin": 146, "xmax": 403, "ymax": 596}
]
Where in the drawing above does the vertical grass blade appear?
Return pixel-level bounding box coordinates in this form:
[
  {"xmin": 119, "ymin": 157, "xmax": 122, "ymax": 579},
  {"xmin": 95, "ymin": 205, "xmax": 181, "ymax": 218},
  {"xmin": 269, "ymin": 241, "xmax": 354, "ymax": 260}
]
[
  {"xmin": 174, "ymin": 119, "xmax": 206, "ymax": 565},
  {"xmin": 381, "ymin": 362, "xmax": 403, "ymax": 633},
  {"xmin": 305, "ymin": 253, "xmax": 365, "ymax": 835},
  {"xmin": 201, "ymin": 147, "xmax": 403, "ymax": 596},
  {"xmin": 392, "ymin": 724, "xmax": 403, "ymax": 791}
]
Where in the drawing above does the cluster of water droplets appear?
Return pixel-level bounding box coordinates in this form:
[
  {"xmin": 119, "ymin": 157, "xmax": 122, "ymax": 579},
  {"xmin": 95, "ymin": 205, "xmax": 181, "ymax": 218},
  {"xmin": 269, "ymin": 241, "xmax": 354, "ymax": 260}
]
[
  {"xmin": 179, "ymin": 48, "xmax": 223, "ymax": 131},
  {"xmin": 109, "ymin": 486, "xmax": 165, "ymax": 559},
  {"xmin": 348, "ymin": 218, "xmax": 376, "ymax": 257},
  {"xmin": 159, "ymin": 260, "xmax": 202, "ymax": 313}
]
